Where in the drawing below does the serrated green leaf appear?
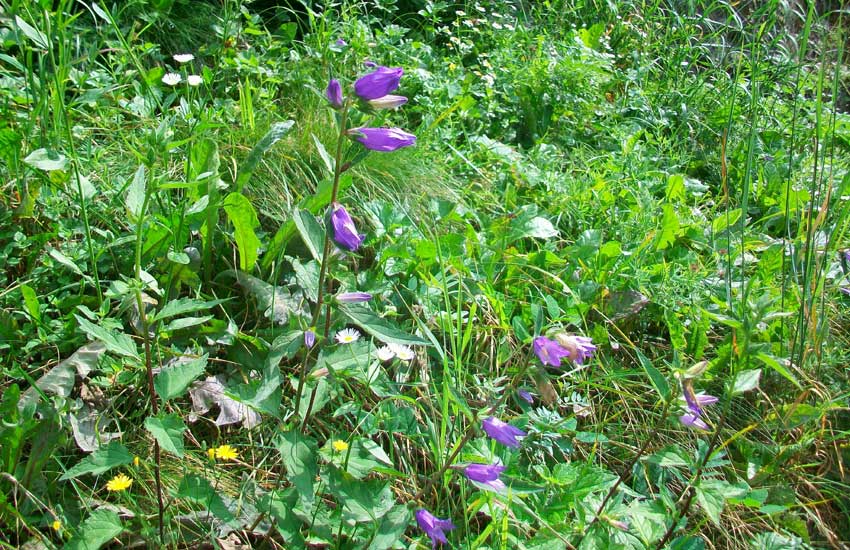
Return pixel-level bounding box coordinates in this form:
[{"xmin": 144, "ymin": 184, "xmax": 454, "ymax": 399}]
[
  {"xmin": 144, "ymin": 413, "xmax": 186, "ymax": 457},
  {"xmin": 60, "ymin": 441, "xmax": 132, "ymax": 480},
  {"xmin": 153, "ymin": 297, "xmax": 226, "ymax": 322},
  {"xmin": 125, "ymin": 165, "xmax": 146, "ymax": 222},
  {"xmin": 656, "ymin": 204, "xmax": 680, "ymax": 250},
  {"xmin": 175, "ymin": 474, "xmax": 236, "ymax": 525},
  {"xmin": 732, "ymin": 369, "xmax": 761, "ymax": 395},
  {"xmin": 274, "ymin": 431, "xmax": 318, "ymax": 506},
  {"xmin": 154, "ymin": 355, "xmax": 207, "ymax": 401},
  {"xmin": 636, "ymin": 350, "xmax": 669, "ymax": 401},
  {"xmin": 339, "ymin": 304, "xmax": 429, "ymax": 346},
  {"xmin": 74, "ymin": 314, "xmax": 140, "ymax": 360},
  {"xmin": 64, "ymin": 509, "xmax": 122, "ymax": 550}
]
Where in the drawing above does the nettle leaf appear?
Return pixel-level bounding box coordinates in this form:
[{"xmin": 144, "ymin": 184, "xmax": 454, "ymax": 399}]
[
  {"xmin": 732, "ymin": 369, "xmax": 761, "ymax": 395},
  {"xmin": 144, "ymin": 413, "xmax": 187, "ymax": 457},
  {"xmin": 367, "ymin": 505, "xmax": 411, "ymax": 550},
  {"xmin": 153, "ymin": 297, "xmax": 226, "ymax": 322},
  {"xmin": 24, "ymin": 147, "xmax": 67, "ymax": 171},
  {"xmin": 339, "ymin": 305, "xmax": 429, "ymax": 346},
  {"xmin": 64, "ymin": 509, "xmax": 122, "ymax": 550},
  {"xmin": 60, "ymin": 440, "xmax": 132, "ymax": 480},
  {"xmin": 656, "ymin": 204, "xmax": 681, "ymax": 250},
  {"xmin": 274, "ymin": 430, "xmax": 318, "ymax": 506},
  {"xmin": 175, "ymin": 474, "xmax": 237, "ymax": 526},
  {"xmin": 223, "ymin": 192, "xmax": 262, "ymax": 271},
  {"xmin": 74, "ymin": 314, "xmax": 140, "ymax": 360},
  {"xmin": 154, "ymin": 355, "xmax": 207, "ymax": 401}
]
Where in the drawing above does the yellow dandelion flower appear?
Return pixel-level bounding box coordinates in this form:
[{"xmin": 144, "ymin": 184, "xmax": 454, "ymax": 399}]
[
  {"xmin": 207, "ymin": 447, "xmax": 216, "ymax": 461},
  {"xmin": 214, "ymin": 445, "xmax": 238, "ymax": 461},
  {"xmin": 52, "ymin": 520, "xmax": 61, "ymax": 531},
  {"xmin": 332, "ymin": 440, "xmax": 349, "ymax": 452},
  {"xmin": 106, "ymin": 473, "xmax": 133, "ymax": 492}
]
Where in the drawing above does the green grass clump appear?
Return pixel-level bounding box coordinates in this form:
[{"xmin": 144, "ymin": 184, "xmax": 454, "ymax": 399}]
[{"xmin": 1, "ymin": 0, "xmax": 848, "ymax": 549}]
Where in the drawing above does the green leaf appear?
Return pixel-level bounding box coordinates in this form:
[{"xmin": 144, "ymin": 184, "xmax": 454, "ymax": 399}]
[
  {"xmin": 666, "ymin": 173, "xmax": 686, "ymax": 202},
  {"xmin": 152, "ymin": 297, "xmax": 226, "ymax": 322},
  {"xmin": 154, "ymin": 355, "xmax": 207, "ymax": 401},
  {"xmin": 260, "ymin": 490, "xmax": 306, "ymax": 547},
  {"xmin": 656, "ymin": 204, "xmax": 680, "ymax": 250},
  {"xmin": 292, "ymin": 258, "xmax": 320, "ymax": 302},
  {"xmin": 125, "ymin": 165, "xmax": 146, "ymax": 222},
  {"xmin": 339, "ymin": 304, "xmax": 429, "ymax": 346},
  {"xmin": 312, "ymin": 133, "xmax": 335, "ymax": 174},
  {"xmin": 74, "ymin": 314, "xmax": 140, "ymax": 360},
  {"xmin": 695, "ymin": 483, "xmax": 725, "ymax": 525},
  {"xmin": 60, "ymin": 441, "xmax": 132, "ymax": 480},
  {"xmin": 160, "ymin": 315, "xmax": 213, "ymax": 333},
  {"xmin": 223, "ymin": 192, "xmax": 261, "ymax": 271},
  {"xmin": 755, "ymin": 353, "xmax": 801, "ymax": 389},
  {"xmin": 175, "ymin": 474, "xmax": 236, "ymax": 525},
  {"xmin": 293, "ymin": 209, "xmax": 326, "ymax": 262},
  {"xmin": 24, "ymin": 147, "xmax": 67, "ymax": 171},
  {"xmin": 367, "ymin": 506, "xmax": 411, "ymax": 550},
  {"xmin": 64, "ymin": 509, "xmax": 122, "ymax": 550},
  {"xmin": 327, "ymin": 464, "xmax": 395, "ymax": 523},
  {"xmin": 509, "ymin": 205, "xmax": 558, "ymax": 240},
  {"xmin": 732, "ymin": 369, "xmax": 761, "ymax": 395},
  {"xmin": 236, "ymin": 120, "xmax": 295, "ymax": 191},
  {"xmin": 14, "ymin": 16, "xmax": 49, "ymax": 49},
  {"xmin": 20, "ymin": 284, "xmax": 40, "ymax": 322},
  {"xmin": 274, "ymin": 430, "xmax": 318, "ymax": 506},
  {"xmin": 636, "ymin": 350, "xmax": 670, "ymax": 402},
  {"xmin": 144, "ymin": 413, "xmax": 186, "ymax": 457}
]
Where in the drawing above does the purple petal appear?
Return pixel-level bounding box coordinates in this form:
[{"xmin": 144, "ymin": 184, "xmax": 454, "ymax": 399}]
[
  {"xmin": 367, "ymin": 94, "xmax": 408, "ymax": 110},
  {"xmin": 350, "ymin": 127, "xmax": 416, "ymax": 152},
  {"xmin": 679, "ymin": 413, "xmax": 710, "ymax": 431},
  {"xmin": 304, "ymin": 329, "xmax": 316, "ymax": 348},
  {"xmin": 336, "ymin": 292, "xmax": 372, "ymax": 303},
  {"xmin": 464, "ymin": 463, "xmax": 505, "ymax": 483},
  {"xmin": 330, "ymin": 203, "xmax": 365, "ymax": 251},
  {"xmin": 354, "ymin": 66, "xmax": 403, "ymax": 100},
  {"xmin": 482, "ymin": 417, "xmax": 526, "ymax": 448},
  {"xmin": 533, "ymin": 336, "xmax": 571, "ymax": 367}
]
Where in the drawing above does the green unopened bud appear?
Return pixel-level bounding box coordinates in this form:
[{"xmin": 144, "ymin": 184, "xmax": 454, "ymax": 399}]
[{"xmin": 683, "ymin": 360, "xmax": 709, "ymax": 380}]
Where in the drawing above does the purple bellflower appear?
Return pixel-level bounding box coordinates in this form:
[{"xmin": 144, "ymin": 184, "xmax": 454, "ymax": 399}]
[
  {"xmin": 354, "ymin": 66, "xmax": 403, "ymax": 100},
  {"xmin": 679, "ymin": 412, "xmax": 710, "ymax": 430},
  {"xmin": 326, "ymin": 79, "xmax": 343, "ymax": 108},
  {"xmin": 554, "ymin": 333, "xmax": 597, "ymax": 365},
  {"xmin": 415, "ymin": 509, "xmax": 456, "ymax": 549},
  {"xmin": 349, "ymin": 127, "xmax": 416, "ymax": 152},
  {"xmin": 335, "ymin": 38, "xmax": 347, "ymax": 46},
  {"xmin": 330, "ymin": 203, "xmax": 365, "ymax": 251},
  {"xmin": 482, "ymin": 416, "xmax": 526, "ymax": 448},
  {"xmin": 533, "ymin": 336, "xmax": 571, "ymax": 367},
  {"xmin": 464, "ymin": 463, "xmax": 506, "ymax": 491},
  {"xmin": 336, "ymin": 292, "xmax": 372, "ymax": 304},
  {"xmin": 304, "ymin": 329, "xmax": 316, "ymax": 349},
  {"xmin": 518, "ymin": 388, "xmax": 534, "ymax": 404},
  {"xmin": 679, "ymin": 378, "xmax": 717, "ymax": 431}
]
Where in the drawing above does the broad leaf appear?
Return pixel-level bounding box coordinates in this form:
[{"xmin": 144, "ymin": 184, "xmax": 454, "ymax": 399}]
[
  {"xmin": 75, "ymin": 314, "xmax": 140, "ymax": 360},
  {"xmin": 367, "ymin": 505, "xmax": 411, "ymax": 550},
  {"xmin": 732, "ymin": 369, "xmax": 761, "ymax": 395},
  {"xmin": 60, "ymin": 441, "xmax": 132, "ymax": 480},
  {"xmin": 64, "ymin": 509, "xmax": 122, "ymax": 550},
  {"xmin": 154, "ymin": 355, "xmax": 207, "ymax": 401},
  {"xmin": 293, "ymin": 209, "xmax": 326, "ymax": 262},
  {"xmin": 125, "ymin": 165, "xmax": 146, "ymax": 222},
  {"xmin": 223, "ymin": 192, "xmax": 261, "ymax": 271},
  {"xmin": 236, "ymin": 120, "xmax": 295, "ymax": 191},
  {"xmin": 274, "ymin": 430, "xmax": 318, "ymax": 506},
  {"xmin": 339, "ymin": 305, "xmax": 429, "ymax": 346},
  {"xmin": 144, "ymin": 413, "xmax": 186, "ymax": 457},
  {"xmin": 153, "ymin": 297, "xmax": 226, "ymax": 322},
  {"xmin": 23, "ymin": 147, "xmax": 66, "ymax": 171},
  {"xmin": 175, "ymin": 474, "xmax": 236, "ymax": 525}
]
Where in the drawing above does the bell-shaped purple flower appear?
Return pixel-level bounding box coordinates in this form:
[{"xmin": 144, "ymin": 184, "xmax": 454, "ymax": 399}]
[
  {"xmin": 354, "ymin": 66, "xmax": 403, "ymax": 100},
  {"xmin": 482, "ymin": 417, "xmax": 526, "ymax": 448},
  {"xmin": 326, "ymin": 79, "xmax": 343, "ymax": 108},
  {"xmin": 415, "ymin": 509, "xmax": 455, "ymax": 549},
  {"xmin": 555, "ymin": 333, "xmax": 596, "ymax": 365},
  {"xmin": 679, "ymin": 412, "xmax": 710, "ymax": 431},
  {"xmin": 367, "ymin": 94, "xmax": 408, "ymax": 110},
  {"xmin": 464, "ymin": 463, "xmax": 506, "ymax": 491},
  {"xmin": 349, "ymin": 127, "xmax": 416, "ymax": 152},
  {"xmin": 336, "ymin": 292, "xmax": 372, "ymax": 304},
  {"xmin": 518, "ymin": 388, "xmax": 534, "ymax": 404},
  {"xmin": 304, "ymin": 329, "xmax": 316, "ymax": 349},
  {"xmin": 533, "ymin": 336, "xmax": 571, "ymax": 367},
  {"xmin": 330, "ymin": 203, "xmax": 365, "ymax": 251}
]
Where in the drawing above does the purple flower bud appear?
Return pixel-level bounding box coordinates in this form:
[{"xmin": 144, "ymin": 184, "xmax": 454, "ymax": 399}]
[
  {"xmin": 330, "ymin": 203, "xmax": 365, "ymax": 251},
  {"xmin": 367, "ymin": 94, "xmax": 408, "ymax": 110},
  {"xmin": 304, "ymin": 329, "xmax": 316, "ymax": 348},
  {"xmin": 335, "ymin": 38, "xmax": 347, "ymax": 46},
  {"xmin": 464, "ymin": 463, "xmax": 507, "ymax": 491},
  {"xmin": 482, "ymin": 417, "xmax": 526, "ymax": 448},
  {"xmin": 354, "ymin": 66, "xmax": 403, "ymax": 100},
  {"xmin": 349, "ymin": 127, "xmax": 416, "ymax": 152},
  {"xmin": 363, "ymin": 60, "xmax": 378, "ymax": 68},
  {"xmin": 533, "ymin": 336, "xmax": 571, "ymax": 367},
  {"xmin": 336, "ymin": 292, "xmax": 372, "ymax": 303},
  {"xmin": 518, "ymin": 389, "xmax": 534, "ymax": 404},
  {"xmin": 326, "ymin": 79, "xmax": 343, "ymax": 108},
  {"xmin": 415, "ymin": 509, "xmax": 455, "ymax": 548}
]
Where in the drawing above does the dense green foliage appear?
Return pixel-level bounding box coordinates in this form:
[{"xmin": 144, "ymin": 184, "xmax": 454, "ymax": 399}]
[{"xmin": 1, "ymin": 0, "xmax": 848, "ymax": 548}]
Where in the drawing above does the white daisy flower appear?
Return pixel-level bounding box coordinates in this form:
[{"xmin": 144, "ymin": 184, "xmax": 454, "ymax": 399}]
[
  {"xmin": 376, "ymin": 346, "xmax": 395, "ymax": 362},
  {"xmin": 173, "ymin": 53, "xmax": 195, "ymax": 63},
  {"xmin": 389, "ymin": 343, "xmax": 414, "ymax": 361},
  {"xmin": 162, "ymin": 72, "xmax": 182, "ymax": 86},
  {"xmin": 187, "ymin": 74, "xmax": 203, "ymax": 86},
  {"xmin": 335, "ymin": 328, "xmax": 360, "ymax": 344}
]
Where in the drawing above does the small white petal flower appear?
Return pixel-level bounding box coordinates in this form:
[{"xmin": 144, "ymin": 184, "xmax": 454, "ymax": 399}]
[
  {"xmin": 335, "ymin": 328, "xmax": 361, "ymax": 344},
  {"xmin": 173, "ymin": 53, "xmax": 195, "ymax": 63},
  {"xmin": 376, "ymin": 346, "xmax": 395, "ymax": 362},
  {"xmin": 389, "ymin": 343, "xmax": 414, "ymax": 361},
  {"xmin": 162, "ymin": 72, "xmax": 182, "ymax": 86},
  {"xmin": 187, "ymin": 74, "xmax": 203, "ymax": 86}
]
